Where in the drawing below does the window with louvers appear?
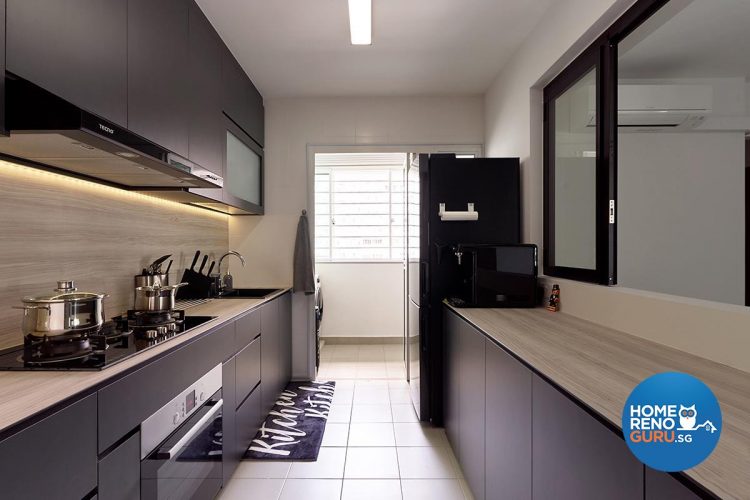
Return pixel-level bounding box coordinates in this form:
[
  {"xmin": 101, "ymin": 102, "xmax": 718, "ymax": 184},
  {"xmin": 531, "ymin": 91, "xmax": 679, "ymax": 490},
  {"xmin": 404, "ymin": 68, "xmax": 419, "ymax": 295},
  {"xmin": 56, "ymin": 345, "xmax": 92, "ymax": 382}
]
[{"xmin": 315, "ymin": 167, "xmax": 405, "ymax": 262}]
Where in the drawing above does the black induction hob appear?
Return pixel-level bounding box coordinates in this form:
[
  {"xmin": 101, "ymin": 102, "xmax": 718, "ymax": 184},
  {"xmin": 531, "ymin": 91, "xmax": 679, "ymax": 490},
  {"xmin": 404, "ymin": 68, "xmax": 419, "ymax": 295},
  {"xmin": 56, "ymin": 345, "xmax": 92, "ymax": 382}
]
[{"xmin": 0, "ymin": 314, "xmax": 216, "ymax": 371}]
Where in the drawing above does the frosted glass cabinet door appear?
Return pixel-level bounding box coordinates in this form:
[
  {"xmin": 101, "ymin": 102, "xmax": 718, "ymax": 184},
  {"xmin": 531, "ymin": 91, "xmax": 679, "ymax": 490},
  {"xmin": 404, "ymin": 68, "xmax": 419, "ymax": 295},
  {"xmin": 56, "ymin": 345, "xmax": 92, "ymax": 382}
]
[{"xmin": 226, "ymin": 130, "xmax": 262, "ymax": 205}]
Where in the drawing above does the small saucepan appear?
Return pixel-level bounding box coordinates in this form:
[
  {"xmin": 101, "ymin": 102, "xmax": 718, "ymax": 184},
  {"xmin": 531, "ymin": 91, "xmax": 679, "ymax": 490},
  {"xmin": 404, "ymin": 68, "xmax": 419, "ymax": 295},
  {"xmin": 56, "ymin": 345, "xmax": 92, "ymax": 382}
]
[{"xmin": 134, "ymin": 282, "xmax": 188, "ymax": 312}]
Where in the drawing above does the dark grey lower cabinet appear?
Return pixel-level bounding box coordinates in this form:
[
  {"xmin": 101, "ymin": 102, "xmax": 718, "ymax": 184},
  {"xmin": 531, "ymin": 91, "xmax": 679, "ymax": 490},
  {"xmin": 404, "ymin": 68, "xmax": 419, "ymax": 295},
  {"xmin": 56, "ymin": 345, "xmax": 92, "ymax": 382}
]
[
  {"xmin": 98, "ymin": 431, "xmax": 141, "ymax": 500},
  {"xmin": 222, "ymin": 358, "xmax": 239, "ymax": 486},
  {"xmin": 532, "ymin": 375, "xmax": 643, "ymax": 500},
  {"xmin": 0, "ymin": 394, "xmax": 97, "ymax": 500},
  {"xmin": 645, "ymin": 468, "xmax": 701, "ymax": 499},
  {"xmin": 236, "ymin": 337, "xmax": 261, "ymax": 406},
  {"xmin": 457, "ymin": 318, "xmax": 486, "ymax": 500},
  {"xmin": 279, "ymin": 292, "xmax": 292, "ymax": 387},
  {"xmin": 260, "ymin": 298, "xmax": 281, "ymax": 415},
  {"xmin": 485, "ymin": 340, "xmax": 531, "ymax": 500},
  {"xmin": 443, "ymin": 311, "xmax": 461, "ymax": 454},
  {"xmin": 236, "ymin": 387, "xmax": 262, "ymax": 458}
]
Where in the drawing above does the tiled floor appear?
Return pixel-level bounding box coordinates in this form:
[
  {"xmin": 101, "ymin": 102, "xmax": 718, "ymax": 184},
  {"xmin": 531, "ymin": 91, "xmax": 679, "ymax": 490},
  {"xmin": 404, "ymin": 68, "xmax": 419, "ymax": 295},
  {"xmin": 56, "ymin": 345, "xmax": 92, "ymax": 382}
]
[{"xmin": 219, "ymin": 343, "xmax": 473, "ymax": 500}]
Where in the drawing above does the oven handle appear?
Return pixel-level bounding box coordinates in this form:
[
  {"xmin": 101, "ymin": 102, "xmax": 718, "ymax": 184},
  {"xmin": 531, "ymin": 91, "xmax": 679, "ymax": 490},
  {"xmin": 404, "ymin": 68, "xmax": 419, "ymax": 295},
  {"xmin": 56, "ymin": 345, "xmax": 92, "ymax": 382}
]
[{"xmin": 158, "ymin": 399, "xmax": 223, "ymax": 459}]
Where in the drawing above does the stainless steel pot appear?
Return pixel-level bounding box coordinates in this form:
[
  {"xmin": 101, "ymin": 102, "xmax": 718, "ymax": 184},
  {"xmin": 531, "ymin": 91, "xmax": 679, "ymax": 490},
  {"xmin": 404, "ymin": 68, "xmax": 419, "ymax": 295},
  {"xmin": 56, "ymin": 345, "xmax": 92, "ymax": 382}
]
[
  {"xmin": 134, "ymin": 282, "xmax": 188, "ymax": 312},
  {"xmin": 14, "ymin": 281, "xmax": 109, "ymax": 338},
  {"xmin": 134, "ymin": 273, "xmax": 169, "ymax": 289}
]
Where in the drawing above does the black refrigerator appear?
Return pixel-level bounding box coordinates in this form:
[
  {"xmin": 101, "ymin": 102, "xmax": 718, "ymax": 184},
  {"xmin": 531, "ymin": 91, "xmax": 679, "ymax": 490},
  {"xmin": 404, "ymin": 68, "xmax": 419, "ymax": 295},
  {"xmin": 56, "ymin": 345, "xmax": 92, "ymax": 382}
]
[{"xmin": 406, "ymin": 154, "xmax": 520, "ymax": 423}]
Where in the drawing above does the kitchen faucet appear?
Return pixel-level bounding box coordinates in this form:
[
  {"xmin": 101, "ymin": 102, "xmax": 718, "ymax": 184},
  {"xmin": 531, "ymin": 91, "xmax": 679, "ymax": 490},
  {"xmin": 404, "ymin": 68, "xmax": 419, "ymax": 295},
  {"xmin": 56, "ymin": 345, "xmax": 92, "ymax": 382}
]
[{"xmin": 217, "ymin": 251, "xmax": 246, "ymax": 294}]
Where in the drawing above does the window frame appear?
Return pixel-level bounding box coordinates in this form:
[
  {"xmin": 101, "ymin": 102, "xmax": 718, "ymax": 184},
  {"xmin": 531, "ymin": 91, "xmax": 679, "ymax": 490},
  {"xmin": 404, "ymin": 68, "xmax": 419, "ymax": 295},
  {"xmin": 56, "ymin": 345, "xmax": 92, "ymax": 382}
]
[
  {"xmin": 314, "ymin": 165, "xmax": 406, "ymax": 263},
  {"xmin": 542, "ymin": 0, "xmax": 670, "ymax": 285}
]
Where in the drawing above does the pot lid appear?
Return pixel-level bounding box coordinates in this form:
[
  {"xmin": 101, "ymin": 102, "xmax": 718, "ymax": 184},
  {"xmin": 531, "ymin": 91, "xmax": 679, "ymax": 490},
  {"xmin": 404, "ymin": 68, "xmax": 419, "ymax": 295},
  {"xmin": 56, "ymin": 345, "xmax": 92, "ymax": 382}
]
[{"xmin": 22, "ymin": 281, "xmax": 107, "ymax": 304}]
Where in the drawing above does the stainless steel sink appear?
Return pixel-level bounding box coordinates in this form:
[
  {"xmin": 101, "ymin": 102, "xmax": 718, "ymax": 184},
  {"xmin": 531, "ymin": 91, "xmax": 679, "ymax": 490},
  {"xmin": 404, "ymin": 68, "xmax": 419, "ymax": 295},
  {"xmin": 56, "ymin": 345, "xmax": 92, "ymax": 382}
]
[{"xmin": 218, "ymin": 288, "xmax": 282, "ymax": 299}]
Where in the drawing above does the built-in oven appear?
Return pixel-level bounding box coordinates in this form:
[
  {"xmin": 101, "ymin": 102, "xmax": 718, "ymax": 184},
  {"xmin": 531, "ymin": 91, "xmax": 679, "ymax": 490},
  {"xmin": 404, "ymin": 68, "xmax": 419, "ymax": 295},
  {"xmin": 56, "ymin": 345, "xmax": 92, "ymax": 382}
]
[{"xmin": 141, "ymin": 364, "xmax": 223, "ymax": 500}]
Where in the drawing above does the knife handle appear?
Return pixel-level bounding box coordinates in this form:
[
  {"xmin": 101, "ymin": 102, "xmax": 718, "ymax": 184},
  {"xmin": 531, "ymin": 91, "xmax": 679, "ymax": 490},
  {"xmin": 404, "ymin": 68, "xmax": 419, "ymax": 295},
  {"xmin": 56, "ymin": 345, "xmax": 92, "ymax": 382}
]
[
  {"xmin": 190, "ymin": 250, "xmax": 200, "ymax": 271},
  {"xmin": 198, "ymin": 255, "xmax": 208, "ymax": 274}
]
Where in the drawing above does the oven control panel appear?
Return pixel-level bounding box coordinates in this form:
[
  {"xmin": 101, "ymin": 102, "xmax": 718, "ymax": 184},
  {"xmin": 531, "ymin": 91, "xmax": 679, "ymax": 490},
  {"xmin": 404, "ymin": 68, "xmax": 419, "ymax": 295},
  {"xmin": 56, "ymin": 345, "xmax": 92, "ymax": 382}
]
[{"xmin": 140, "ymin": 364, "xmax": 222, "ymax": 459}]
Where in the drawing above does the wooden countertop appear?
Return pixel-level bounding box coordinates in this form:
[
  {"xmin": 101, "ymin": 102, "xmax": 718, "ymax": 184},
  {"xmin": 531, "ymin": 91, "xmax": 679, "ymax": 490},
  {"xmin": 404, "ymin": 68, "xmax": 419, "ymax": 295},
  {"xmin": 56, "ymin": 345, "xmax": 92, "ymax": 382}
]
[
  {"xmin": 0, "ymin": 289, "xmax": 290, "ymax": 437},
  {"xmin": 446, "ymin": 305, "xmax": 750, "ymax": 500}
]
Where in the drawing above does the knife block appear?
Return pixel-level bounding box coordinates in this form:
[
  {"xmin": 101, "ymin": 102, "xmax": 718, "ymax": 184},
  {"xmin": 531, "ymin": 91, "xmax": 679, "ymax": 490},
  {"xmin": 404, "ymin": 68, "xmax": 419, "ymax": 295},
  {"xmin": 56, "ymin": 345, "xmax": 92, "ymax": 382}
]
[{"xmin": 175, "ymin": 269, "xmax": 213, "ymax": 300}]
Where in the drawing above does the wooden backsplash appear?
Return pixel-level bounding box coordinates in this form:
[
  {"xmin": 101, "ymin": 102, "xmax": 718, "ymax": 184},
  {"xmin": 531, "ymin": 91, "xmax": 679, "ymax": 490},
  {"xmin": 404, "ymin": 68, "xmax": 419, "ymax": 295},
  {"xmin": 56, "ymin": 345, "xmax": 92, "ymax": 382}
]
[{"xmin": 0, "ymin": 159, "xmax": 229, "ymax": 350}]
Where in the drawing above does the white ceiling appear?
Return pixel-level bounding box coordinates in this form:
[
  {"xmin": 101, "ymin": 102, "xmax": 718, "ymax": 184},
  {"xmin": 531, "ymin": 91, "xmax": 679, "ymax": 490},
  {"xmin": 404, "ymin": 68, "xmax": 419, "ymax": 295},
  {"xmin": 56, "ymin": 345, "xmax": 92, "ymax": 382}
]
[{"xmin": 196, "ymin": 0, "xmax": 553, "ymax": 97}]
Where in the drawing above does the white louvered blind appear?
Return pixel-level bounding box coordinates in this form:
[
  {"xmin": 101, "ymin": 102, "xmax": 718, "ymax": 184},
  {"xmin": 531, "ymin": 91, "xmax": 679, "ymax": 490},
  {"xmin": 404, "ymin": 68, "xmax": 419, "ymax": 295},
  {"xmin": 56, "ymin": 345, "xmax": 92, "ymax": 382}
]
[{"xmin": 315, "ymin": 158, "xmax": 406, "ymax": 262}]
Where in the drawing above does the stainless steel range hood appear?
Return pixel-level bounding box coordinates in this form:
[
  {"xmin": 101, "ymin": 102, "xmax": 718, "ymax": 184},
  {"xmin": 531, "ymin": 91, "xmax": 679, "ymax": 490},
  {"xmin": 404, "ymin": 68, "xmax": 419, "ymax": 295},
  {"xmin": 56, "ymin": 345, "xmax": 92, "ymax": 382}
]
[{"xmin": 0, "ymin": 78, "xmax": 221, "ymax": 189}]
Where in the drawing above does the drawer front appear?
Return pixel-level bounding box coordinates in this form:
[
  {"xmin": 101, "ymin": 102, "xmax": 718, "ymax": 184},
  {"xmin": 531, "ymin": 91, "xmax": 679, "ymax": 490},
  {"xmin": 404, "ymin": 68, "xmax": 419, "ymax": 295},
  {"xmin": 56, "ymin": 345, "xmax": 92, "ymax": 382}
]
[
  {"xmin": 0, "ymin": 394, "xmax": 97, "ymax": 500},
  {"xmin": 98, "ymin": 322, "xmax": 234, "ymax": 452},
  {"xmin": 236, "ymin": 309, "xmax": 261, "ymax": 352},
  {"xmin": 235, "ymin": 386, "xmax": 262, "ymax": 459},
  {"xmin": 99, "ymin": 431, "xmax": 141, "ymax": 500},
  {"xmin": 236, "ymin": 337, "xmax": 261, "ymax": 407}
]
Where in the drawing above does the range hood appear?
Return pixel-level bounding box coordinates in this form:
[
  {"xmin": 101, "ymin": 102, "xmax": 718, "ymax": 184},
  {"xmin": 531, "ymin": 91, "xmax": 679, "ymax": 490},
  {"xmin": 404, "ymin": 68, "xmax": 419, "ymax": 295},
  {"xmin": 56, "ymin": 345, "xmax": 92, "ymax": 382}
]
[{"xmin": 0, "ymin": 77, "xmax": 221, "ymax": 189}]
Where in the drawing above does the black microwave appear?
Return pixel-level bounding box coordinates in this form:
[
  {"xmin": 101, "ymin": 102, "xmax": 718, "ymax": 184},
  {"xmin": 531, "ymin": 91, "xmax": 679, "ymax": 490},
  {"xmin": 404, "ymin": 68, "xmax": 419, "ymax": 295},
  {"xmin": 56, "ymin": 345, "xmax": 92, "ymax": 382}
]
[{"xmin": 450, "ymin": 244, "xmax": 538, "ymax": 308}]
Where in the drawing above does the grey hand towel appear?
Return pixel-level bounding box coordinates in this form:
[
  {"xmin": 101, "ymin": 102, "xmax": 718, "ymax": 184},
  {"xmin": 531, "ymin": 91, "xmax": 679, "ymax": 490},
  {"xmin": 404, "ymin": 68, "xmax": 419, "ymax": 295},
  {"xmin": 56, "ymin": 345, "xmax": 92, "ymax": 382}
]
[{"xmin": 293, "ymin": 212, "xmax": 315, "ymax": 294}]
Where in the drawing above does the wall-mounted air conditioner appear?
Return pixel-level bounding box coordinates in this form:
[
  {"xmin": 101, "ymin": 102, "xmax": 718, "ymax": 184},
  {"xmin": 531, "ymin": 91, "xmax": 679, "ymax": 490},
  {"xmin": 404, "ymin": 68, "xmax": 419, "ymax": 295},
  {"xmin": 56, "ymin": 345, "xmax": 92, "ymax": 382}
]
[{"xmin": 587, "ymin": 84, "xmax": 713, "ymax": 131}]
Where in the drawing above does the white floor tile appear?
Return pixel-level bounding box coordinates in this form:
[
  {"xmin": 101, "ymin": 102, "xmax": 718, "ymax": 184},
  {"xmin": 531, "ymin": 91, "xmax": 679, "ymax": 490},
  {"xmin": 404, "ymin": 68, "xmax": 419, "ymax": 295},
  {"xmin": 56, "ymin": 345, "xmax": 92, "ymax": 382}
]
[
  {"xmin": 355, "ymin": 379, "xmax": 390, "ymax": 388},
  {"xmin": 348, "ymin": 422, "xmax": 395, "ymax": 446},
  {"xmin": 397, "ymin": 447, "xmax": 457, "ymax": 479},
  {"xmin": 342, "ymin": 479, "xmax": 403, "ymax": 500},
  {"xmin": 218, "ymin": 478, "xmax": 284, "ymax": 500},
  {"xmin": 344, "ymin": 447, "xmax": 400, "ymax": 479},
  {"xmin": 279, "ymin": 479, "xmax": 342, "ymax": 500},
  {"xmin": 459, "ymin": 479, "xmax": 475, "ymax": 500},
  {"xmin": 351, "ymin": 404, "xmax": 393, "ymax": 423},
  {"xmin": 232, "ymin": 460, "xmax": 291, "ymax": 479},
  {"xmin": 332, "ymin": 388, "xmax": 354, "ymax": 405},
  {"xmin": 393, "ymin": 423, "xmax": 448, "ymax": 447},
  {"xmin": 389, "ymin": 388, "xmax": 412, "ymax": 404},
  {"xmin": 391, "ymin": 404, "xmax": 419, "ymax": 423},
  {"xmin": 353, "ymin": 387, "xmax": 390, "ymax": 405},
  {"xmin": 401, "ymin": 479, "xmax": 466, "ymax": 500},
  {"xmin": 287, "ymin": 447, "xmax": 346, "ymax": 479},
  {"xmin": 388, "ymin": 379, "xmax": 410, "ymax": 389},
  {"xmin": 321, "ymin": 423, "xmax": 349, "ymax": 447},
  {"xmin": 327, "ymin": 404, "xmax": 352, "ymax": 423}
]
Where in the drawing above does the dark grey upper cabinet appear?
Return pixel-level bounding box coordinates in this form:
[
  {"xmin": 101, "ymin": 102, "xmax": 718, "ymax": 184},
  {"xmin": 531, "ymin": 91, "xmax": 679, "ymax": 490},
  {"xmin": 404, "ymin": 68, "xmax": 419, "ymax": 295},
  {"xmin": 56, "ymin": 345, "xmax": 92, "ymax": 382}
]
[
  {"xmin": 0, "ymin": 0, "xmax": 7, "ymax": 136},
  {"xmin": 532, "ymin": 375, "xmax": 643, "ymax": 500},
  {"xmin": 645, "ymin": 468, "xmax": 701, "ymax": 500},
  {"xmin": 0, "ymin": 394, "xmax": 97, "ymax": 500},
  {"xmin": 485, "ymin": 340, "xmax": 532, "ymax": 500},
  {"xmin": 128, "ymin": 0, "xmax": 190, "ymax": 156},
  {"xmin": 457, "ymin": 318, "xmax": 486, "ymax": 500},
  {"xmin": 187, "ymin": 1, "xmax": 223, "ymax": 175},
  {"xmin": 6, "ymin": 0, "xmax": 128, "ymax": 126},
  {"xmin": 222, "ymin": 48, "xmax": 264, "ymax": 147}
]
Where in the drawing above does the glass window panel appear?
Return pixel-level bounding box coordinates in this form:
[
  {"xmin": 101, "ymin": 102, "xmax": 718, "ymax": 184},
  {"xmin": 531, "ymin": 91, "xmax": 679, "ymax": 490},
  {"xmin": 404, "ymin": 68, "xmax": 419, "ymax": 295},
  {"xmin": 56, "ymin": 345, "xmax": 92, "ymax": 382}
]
[
  {"xmin": 225, "ymin": 131, "xmax": 261, "ymax": 205},
  {"xmin": 553, "ymin": 68, "xmax": 597, "ymax": 270}
]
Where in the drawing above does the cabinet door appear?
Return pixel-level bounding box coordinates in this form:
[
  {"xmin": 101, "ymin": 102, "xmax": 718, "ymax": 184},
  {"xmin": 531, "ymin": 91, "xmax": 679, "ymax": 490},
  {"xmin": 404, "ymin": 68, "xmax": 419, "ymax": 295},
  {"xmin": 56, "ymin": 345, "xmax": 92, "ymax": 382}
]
[
  {"xmin": 645, "ymin": 468, "xmax": 702, "ymax": 500},
  {"xmin": 246, "ymin": 80, "xmax": 264, "ymax": 147},
  {"xmin": 485, "ymin": 340, "xmax": 532, "ymax": 500},
  {"xmin": 0, "ymin": 394, "xmax": 97, "ymax": 500},
  {"xmin": 236, "ymin": 386, "xmax": 262, "ymax": 459},
  {"xmin": 278, "ymin": 293, "xmax": 292, "ymax": 386},
  {"xmin": 236, "ymin": 337, "xmax": 261, "ymax": 406},
  {"xmin": 236, "ymin": 309, "xmax": 261, "ymax": 352},
  {"xmin": 222, "ymin": 48, "xmax": 264, "ymax": 147},
  {"xmin": 187, "ymin": 1, "xmax": 223, "ymax": 175},
  {"xmin": 223, "ymin": 118, "xmax": 264, "ymax": 213},
  {"xmin": 128, "ymin": 0, "xmax": 189, "ymax": 156},
  {"xmin": 222, "ymin": 358, "xmax": 239, "ymax": 486},
  {"xmin": 457, "ymin": 319, "xmax": 486, "ymax": 500},
  {"xmin": 260, "ymin": 299, "xmax": 281, "ymax": 415},
  {"xmin": 99, "ymin": 431, "xmax": 141, "ymax": 500},
  {"xmin": 6, "ymin": 0, "xmax": 127, "ymax": 126},
  {"xmin": 443, "ymin": 310, "xmax": 461, "ymax": 454},
  {"xmin": 532, "ymin": 375, "xmax": 643, "ymax": 499}
]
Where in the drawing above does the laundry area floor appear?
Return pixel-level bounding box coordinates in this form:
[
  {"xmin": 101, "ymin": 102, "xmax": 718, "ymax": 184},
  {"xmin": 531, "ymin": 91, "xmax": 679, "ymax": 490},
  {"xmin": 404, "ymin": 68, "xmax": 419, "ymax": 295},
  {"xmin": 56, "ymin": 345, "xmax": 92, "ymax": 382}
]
[{"xmin": 219, "ymin": 343, "xmax": 474, "ymax": 500}]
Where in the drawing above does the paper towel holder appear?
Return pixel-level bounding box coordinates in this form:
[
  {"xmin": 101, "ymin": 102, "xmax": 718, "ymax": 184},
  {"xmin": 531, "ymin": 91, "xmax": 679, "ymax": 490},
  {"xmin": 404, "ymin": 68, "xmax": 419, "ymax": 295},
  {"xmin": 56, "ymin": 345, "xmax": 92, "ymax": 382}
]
[{"xmin": 439, "ymin": 203, "xmax": 479, "ymax": 221}]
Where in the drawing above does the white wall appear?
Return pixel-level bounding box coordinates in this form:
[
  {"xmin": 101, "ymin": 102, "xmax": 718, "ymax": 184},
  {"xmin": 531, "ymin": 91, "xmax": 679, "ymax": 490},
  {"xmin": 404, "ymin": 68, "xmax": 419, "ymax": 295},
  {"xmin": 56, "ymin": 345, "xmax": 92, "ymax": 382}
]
[
  {"xmin": 483, "ymin": 0, "xmax": 750, "ymax": 373},
  {"xmin": 317, "ymin": 263, "xmax": 404, "ymax": 338},
  {"xmin": 229, "ymin": 96, "xmax": 484, "ymax": 378},
  {"xmin": 618, "ymin": 132, "xmax": 745, "ymax": 305}
]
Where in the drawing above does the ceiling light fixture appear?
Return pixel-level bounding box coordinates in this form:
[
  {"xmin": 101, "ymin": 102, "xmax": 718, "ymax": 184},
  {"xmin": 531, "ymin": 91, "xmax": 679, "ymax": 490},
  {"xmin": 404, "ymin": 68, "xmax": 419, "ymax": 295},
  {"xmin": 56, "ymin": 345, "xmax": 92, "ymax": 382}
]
[{"xmin": 348, "ymin": 0, "xmax": 372, "ymax": 45}]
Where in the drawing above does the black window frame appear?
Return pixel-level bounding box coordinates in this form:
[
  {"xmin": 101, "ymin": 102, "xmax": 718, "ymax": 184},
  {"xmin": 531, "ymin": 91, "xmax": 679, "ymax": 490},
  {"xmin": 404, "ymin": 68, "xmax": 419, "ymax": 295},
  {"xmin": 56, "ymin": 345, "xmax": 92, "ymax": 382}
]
[{"xmin": 542, "ymin": 0, "xmax": 670, "ymax": 285}]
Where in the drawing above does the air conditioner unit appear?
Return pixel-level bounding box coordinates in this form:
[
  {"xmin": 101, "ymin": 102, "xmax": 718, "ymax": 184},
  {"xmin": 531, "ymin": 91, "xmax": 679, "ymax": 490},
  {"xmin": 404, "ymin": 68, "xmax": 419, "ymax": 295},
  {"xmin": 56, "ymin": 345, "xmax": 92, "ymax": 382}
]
[{"xmin": 587, "ymin": 84, "xmax": 713, "ymax": 131}]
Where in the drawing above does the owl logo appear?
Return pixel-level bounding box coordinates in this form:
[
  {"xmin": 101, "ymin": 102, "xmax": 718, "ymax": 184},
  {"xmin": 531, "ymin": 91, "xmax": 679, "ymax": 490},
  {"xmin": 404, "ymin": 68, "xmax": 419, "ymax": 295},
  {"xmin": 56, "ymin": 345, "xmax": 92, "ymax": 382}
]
[{"xmin": 678, "ymin": 404, "xmax": 697, "ymax": 430}]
